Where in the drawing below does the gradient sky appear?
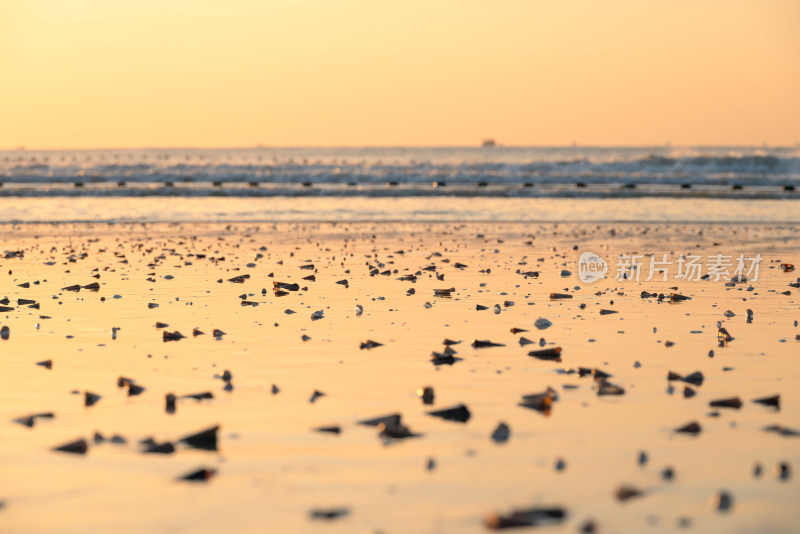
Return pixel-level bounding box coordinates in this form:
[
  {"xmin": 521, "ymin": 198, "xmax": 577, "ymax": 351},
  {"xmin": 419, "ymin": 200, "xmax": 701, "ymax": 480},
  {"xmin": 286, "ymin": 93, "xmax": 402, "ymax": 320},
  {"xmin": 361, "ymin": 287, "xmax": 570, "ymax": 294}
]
[{"xmin": 1, "ymin": 0, "xmax": 798, "ymax": 149}]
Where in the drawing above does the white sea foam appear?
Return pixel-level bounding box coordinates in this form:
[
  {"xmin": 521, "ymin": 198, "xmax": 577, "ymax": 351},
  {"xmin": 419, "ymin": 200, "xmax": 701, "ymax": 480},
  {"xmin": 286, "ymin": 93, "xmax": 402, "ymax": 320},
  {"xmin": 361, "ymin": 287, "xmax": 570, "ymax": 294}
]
[{"xmin": 1, "ymin": 146, "xmax": 798, "ymax": 198}]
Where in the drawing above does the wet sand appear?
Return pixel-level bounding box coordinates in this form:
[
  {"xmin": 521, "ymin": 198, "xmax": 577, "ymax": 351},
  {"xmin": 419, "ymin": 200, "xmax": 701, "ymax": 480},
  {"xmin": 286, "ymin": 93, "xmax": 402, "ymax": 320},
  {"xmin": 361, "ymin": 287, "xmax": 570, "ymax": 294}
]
[{"xmin": 1, "ymin": 221, "xmax": 798, "ymax": 533}]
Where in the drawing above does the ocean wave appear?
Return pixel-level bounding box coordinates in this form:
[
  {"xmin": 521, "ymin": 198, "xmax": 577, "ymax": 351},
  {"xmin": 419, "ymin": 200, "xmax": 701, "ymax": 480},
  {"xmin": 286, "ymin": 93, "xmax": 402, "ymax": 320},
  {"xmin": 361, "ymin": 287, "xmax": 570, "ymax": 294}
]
[
  {"xmin": 0, "ymin": 181, "xmax": 797, "ymax": 200},
  {"xmin": 1, "ymin": 147, "xmax": 797, "ymax": 196}
]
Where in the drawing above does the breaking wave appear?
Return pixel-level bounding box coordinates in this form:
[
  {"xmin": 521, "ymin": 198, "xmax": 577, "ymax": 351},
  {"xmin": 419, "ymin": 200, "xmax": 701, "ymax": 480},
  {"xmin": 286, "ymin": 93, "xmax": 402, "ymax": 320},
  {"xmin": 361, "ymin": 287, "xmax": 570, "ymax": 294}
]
[{"xmin": 1, "ymin": 146, "xmax": 798, "ymax": 198}]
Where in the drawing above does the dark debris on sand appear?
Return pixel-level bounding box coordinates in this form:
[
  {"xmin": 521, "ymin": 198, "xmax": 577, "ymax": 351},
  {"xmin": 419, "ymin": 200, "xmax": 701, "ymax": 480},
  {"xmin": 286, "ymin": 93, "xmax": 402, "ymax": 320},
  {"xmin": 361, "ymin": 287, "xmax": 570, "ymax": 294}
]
[
  {"xmin": 485, "ymin": 506, "xmax": 567, "ymax": 530},
  {"xmin": 426, "ymin": 404, "xmax": 471, "ymax": 423},
  {"xmin": 3, "ymin": 222, "xmax": 798, "ymax": 531}
]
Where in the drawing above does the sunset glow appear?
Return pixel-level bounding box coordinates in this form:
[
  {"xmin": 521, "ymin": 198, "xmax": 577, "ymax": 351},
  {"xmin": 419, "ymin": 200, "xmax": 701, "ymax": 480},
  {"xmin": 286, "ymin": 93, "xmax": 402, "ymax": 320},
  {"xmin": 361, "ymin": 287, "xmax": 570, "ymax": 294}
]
[{"xmin": 2, "ymin": 0, "xmax": 798, "ymax": 149}]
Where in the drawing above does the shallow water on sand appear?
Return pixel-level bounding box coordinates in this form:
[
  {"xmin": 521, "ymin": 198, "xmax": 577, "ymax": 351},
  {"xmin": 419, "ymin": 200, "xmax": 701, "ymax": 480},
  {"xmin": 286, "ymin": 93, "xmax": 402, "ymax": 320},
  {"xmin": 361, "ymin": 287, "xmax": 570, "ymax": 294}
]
[
  {"xmin": 0, "ymin": 221, "xmax": 798, "ymax": 533},
  {"xmin": 3, "ymin": 196, "xmax": 800, "ymax": 224}
]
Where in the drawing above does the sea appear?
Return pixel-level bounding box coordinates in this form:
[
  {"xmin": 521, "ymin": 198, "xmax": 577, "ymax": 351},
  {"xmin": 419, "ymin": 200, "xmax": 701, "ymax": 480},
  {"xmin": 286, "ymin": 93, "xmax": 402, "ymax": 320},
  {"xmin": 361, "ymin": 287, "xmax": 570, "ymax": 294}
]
[{"xmin": 2, "ymin": 146, "xmax": 799, "ymax": 223}]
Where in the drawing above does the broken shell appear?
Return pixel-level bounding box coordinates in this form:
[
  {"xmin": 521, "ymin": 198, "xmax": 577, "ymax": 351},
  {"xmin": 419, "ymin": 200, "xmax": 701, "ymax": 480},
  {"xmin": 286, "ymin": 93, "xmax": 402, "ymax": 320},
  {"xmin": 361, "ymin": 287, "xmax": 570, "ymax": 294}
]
[
  {"xmin": 358, "ymin": 413, "xmax": 402, "ymax": 427},
  {"xmin": 426, "ymin": 404, "xmax": 471, "ymax": 423},
  {"xmin": 472, "ymin": 339, "xmax": 505, "ymax": 348},
  {"xmin": 378, "ymin": 422, "xmax": 420, "ymax": 440},
  {"xmin": 178, "ymin": 468, "xmax": 217, "ymax": 482},
  {"xmin": 709, "ymin": 397, "xmax": 742, "ymax": 409},
  {"xmin": 616, "ymin": 485, "xmax": 644, "ymax": 501},
  {"xmin": 179, "ymin": 426, "xmax": 219, "ymax": 451},
  {"xmin": 528, "ymin": 347, "xmax": 562, "ymax": 362},
  {"xmin": 675, "ymin": 421, "xmax": 702, "ymax": 435},
  {"xmin": 84, "ymin": 391, "xmax": 102, "ymax": 407},
  {"xmin": 597, "ymin": 380, "xmax": 625, "ymax": 396},
  {"xmin": 752, "ymin": 395, "xmax": 780, "ymax": 409},
  {"xmin": 162, "ymin": 330, "xmax": 185, "ymax": 341},
  {"xmin": 485, "ymin": 507, "xmax": 567, "ymax": 529},
  {"xmin": 53, "ymin": 438, "xmax": 88, "ymax": 455}
]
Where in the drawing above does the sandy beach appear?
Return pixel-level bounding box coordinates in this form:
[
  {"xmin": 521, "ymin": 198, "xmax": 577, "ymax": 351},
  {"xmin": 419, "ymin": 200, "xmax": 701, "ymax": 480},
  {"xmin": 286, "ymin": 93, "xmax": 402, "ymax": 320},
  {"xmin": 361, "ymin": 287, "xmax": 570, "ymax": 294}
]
[
  {"xmin": 1, "ymin": 219, "xmax": 798, "ymax": 533},
  {"xmin": 4, "ymin": 0, "xmax": 799, "ymax": 531}
]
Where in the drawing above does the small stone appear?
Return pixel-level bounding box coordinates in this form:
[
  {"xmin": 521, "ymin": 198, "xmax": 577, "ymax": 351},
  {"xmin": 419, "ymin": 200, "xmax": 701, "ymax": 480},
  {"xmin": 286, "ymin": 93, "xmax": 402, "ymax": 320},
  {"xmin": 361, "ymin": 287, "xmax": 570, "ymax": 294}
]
[
  {"xmin": 165, "ymin": 393, "xmax": 176, "ymax": 414},
  {"xmin": 418, "ymin": 386, "xmax": 434, "ymax": 405},
  {"xmin": 310, "ymin": 508, "xmax": 349, "ymax": 520},
  {"xmin": 753, "ymin": 463, "xmax": 763, "ymax": 478},
  {"xmin": 490, "ymin": 422, "xmax": 510, "ymax": 444},
  {"xmin": 314, "ymin": 425, "xmax": 341, "ymax": 435},
  {"xmin": 777, "ymin": 462, "xmax": 791, "ymax": 481},
  {"xmin": 711, "ymin": 490, "xmax": 733, "ymax": 512}
]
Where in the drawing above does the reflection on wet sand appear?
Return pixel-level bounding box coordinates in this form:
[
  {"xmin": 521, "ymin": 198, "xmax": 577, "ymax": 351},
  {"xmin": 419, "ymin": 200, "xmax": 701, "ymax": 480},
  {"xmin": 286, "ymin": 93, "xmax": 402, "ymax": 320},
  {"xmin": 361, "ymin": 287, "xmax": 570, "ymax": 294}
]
[{"xmin": 0, "ymin": 221, "xmax": 798, "ymax": 533}]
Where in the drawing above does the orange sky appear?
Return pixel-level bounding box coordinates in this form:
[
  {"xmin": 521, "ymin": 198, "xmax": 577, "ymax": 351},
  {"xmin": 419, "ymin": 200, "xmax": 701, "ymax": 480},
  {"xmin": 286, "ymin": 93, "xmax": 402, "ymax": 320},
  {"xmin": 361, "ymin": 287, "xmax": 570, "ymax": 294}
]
[{"xmin": 1, "ymin": 0, "xmax": 798, "ymax": 149}]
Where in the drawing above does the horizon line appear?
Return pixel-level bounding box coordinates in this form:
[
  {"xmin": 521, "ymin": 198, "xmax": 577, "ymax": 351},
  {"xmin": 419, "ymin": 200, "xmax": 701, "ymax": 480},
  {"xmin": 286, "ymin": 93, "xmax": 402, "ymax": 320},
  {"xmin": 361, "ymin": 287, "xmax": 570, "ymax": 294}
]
[{"xmin": 3, "ymin": 143, "xmax": 798, "ymax": 152}]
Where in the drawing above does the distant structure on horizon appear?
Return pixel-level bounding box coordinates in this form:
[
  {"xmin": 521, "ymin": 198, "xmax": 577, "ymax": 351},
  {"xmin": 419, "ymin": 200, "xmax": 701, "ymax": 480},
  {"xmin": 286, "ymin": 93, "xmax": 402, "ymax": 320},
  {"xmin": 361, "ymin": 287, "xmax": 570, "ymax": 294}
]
[{"xmin": 481, "ymin": 139, "xmax": 496, "ymax": 147}]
